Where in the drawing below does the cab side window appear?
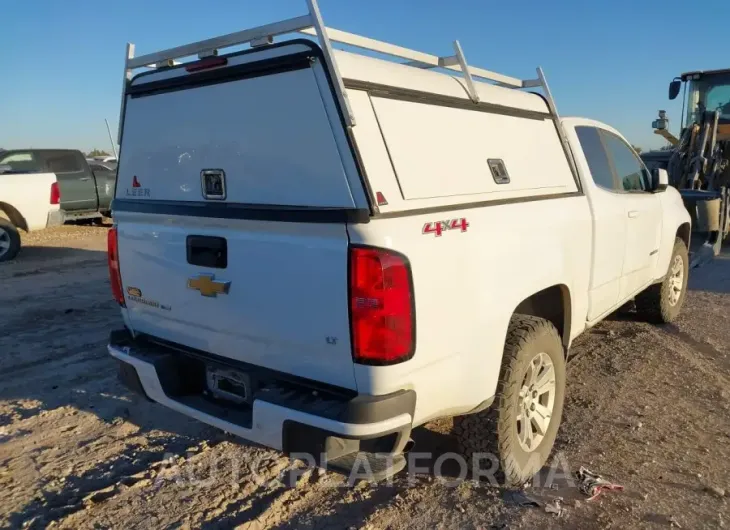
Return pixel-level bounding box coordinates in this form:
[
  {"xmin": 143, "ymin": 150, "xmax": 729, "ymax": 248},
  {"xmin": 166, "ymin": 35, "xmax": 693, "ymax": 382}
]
[
  {"xmin": 45, "ymin": 152, "xmax": 83, "ymax": 174},
  {"xmin": 600, "ymin": 132, "xmax": 651, "ymax": 192},
  {"xmin": 575, "ymin": 126, "xmax": 616, "ymax": 190},
  {"xmin": 0, "ymin": 152, "xmax": 44, "ymax": 173}
]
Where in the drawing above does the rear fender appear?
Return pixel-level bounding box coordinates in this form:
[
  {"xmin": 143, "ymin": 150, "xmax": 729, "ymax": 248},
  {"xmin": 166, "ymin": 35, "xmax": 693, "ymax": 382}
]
[
  {"xmin": 513, "ymin": 284, "xmax": 572, "ymax": 351},
  {"xmin": 0, "ymin": 202, "xmax": 27, "ymax": 231}
]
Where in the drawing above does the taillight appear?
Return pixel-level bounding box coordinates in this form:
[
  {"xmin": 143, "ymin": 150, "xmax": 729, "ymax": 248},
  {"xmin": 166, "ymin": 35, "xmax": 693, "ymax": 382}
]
[
  {"xmin": 50, "ymin": 182, "xmax": 60, "ymax": 205},
  {"xmin": 349, "ymin": 246, "xmax": 414, "ymax": 364},
  {"xmin": 107, "ymin": 227, "xmax": 125, "ymax": 306}
]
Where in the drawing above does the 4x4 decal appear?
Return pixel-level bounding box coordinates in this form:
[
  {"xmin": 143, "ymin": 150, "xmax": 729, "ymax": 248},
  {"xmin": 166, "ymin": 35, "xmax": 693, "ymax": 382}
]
[{"xmin": 422, "ymin": 218, "xmax": 469, "ymax": 237}]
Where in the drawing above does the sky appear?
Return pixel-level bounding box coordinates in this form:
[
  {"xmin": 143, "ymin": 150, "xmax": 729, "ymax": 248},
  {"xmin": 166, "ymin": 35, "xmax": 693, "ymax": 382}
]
[{"xmin": 2, "ymin": 0, "xmax": 730, "ymax": 152}]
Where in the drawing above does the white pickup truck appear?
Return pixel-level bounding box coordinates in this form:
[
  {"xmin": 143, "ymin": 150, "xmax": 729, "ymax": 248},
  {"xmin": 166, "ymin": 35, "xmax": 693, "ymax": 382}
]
[
  {"xmin": 0, "ymin": 155, "xmax": 63, "ymax": 261},
  {"xmin": 107, "ymin": 4, "xmax": 690, "ymax": 484}
]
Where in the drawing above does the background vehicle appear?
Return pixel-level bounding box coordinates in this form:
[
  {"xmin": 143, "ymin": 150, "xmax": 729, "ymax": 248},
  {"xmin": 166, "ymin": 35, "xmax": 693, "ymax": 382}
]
[
  {"xmin": 90, "ymin": 155, "xmax": 118, "ymax": 164},
  {"xmin": 107, "ymin": 0, "xmax": 691, "ymax": 485},
  {"xmin": 87, "ymin": 160, "xmax": 117, "ymax": 171},
  {"xmin": 650, "ymin": 69, "xmax": 730, "ymax": 259},
  {"xmin": 0, "ymin": 149, "xmax": 115, "ymax": 221},
  {"xmin": 640, "ymin": 149, "xmax": 671, "ymax": 173},
  {"xmin": 0, "ymin": 161, "xmax": 62, "ymax": 261},
  {"xmin": 87, "ymin": 160, "xmax": 118, "ymax": 201},
  {"xmin": 0, "ymin": 149, "xmax": 115, "ymax": 260}
]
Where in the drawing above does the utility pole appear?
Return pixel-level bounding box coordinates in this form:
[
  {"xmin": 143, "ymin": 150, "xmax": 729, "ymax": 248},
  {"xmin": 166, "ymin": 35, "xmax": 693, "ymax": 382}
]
[{"xmin": 104, "ymin": 119, "xmax": 119, "ymax": 159}]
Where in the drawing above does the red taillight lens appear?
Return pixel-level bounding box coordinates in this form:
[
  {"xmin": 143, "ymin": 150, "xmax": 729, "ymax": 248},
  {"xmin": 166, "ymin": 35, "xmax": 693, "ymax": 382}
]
[
  {"xmin": 107, "ymin": 227, "xmax": 125, "ymax": 306},
  {"xmin": 50, "ymin": 182, "xmax": 60, "ymax": 205},
  {"xmin": 349, "ymin": 246, "xmax": 414, "ymax": 364}
]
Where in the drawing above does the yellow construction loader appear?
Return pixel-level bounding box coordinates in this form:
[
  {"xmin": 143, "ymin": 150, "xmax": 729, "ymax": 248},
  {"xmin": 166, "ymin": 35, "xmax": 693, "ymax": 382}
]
[{"xmin": 650, "ymin": 68, "xmax": 730, "ymax": 260}]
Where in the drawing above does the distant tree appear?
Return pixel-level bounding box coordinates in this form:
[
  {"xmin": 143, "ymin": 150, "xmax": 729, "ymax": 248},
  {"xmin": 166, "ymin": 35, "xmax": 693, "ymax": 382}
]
[
  {"xmin": 659, "ymin": 144, "xmax": 675, "ymax": 151},
  {"xmin": 87, "ymin": 148, "xmax": 110, "ymax": 157},
  {"xmin": 631, "ymin": 145, "xmax": 643, "ymax": 154}
]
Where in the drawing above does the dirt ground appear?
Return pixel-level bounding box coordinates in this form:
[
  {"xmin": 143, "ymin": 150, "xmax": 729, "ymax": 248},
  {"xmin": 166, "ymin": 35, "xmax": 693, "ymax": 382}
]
[{"xmin": 1, "ymin": 225, "xmax": 728, "ymax": 529}]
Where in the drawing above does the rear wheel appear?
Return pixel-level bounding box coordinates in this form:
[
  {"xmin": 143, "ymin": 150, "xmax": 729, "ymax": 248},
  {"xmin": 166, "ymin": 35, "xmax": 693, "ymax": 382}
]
[
  {"xmin": 454, "ymin": 315, "xmax": 566, "ymax": 486},
  {"xmin": 0, "ymin": 218, "xmax": 21, "ymax": 262},
  {"xmin": 635, "ymin": 237, "xmax": 688, "ymax": 323}
]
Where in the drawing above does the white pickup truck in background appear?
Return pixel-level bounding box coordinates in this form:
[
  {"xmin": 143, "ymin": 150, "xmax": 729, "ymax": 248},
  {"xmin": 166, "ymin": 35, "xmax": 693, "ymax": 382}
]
[
  {"xmin": 0, "ymin": 148, "xmax": 117, "ymax": 261},
  {"xmin": 107, "ymin": 3, "xmax": 691, "ymax": 485},
  {"xmin": 0, "ymin": 158, "xmax": 62, "ymax": 261}
]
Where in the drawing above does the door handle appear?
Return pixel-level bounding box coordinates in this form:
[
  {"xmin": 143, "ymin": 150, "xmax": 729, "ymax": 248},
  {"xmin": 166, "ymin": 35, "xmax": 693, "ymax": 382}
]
[
  {"xmin": 79, "ymin": 177, "xmax": 91, "ymax": 181},
  {"xmin": 628, "ymin": 210, "xmax": 640, "ymax": 218}
]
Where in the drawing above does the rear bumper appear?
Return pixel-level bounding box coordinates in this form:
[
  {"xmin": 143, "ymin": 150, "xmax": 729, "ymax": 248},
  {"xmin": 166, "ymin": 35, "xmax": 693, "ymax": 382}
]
[
  {"xmin": 46, "ymin": 209, "xmax": 64, "ymax": 228},
  {"xmin": 108, "ymin": 330, "xmax": 414, "ymax": 455}
]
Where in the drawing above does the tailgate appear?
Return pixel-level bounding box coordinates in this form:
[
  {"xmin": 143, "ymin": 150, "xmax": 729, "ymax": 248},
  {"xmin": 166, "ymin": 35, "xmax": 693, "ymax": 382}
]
[
  {"xmin": 115, "ymin": 218, "xmax": 357, "ymax": 389},
  {"xmin": 113, "ymin": 41, "xmax": 369, "ymax": 390}
]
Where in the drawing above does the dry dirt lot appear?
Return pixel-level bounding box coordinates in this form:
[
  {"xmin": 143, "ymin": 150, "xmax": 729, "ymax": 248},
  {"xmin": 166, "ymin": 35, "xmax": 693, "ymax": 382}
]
[{"xmin": 1, "ymin": 225, "xmax": 729, "ymax": 529}]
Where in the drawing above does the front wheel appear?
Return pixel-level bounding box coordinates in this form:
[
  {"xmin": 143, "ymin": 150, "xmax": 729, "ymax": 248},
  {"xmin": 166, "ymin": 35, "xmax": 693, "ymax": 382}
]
[
  {"xmin": 635, "ymin": 237, "xmax": 688, "ymax": 323},
  {"xmin": 454, "ymin": 315, "xmax": 566, "ymax": 486}
]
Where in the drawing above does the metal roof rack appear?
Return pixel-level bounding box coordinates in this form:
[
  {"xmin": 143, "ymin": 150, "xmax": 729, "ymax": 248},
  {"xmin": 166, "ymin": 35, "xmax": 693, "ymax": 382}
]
[
  {"xmin": 299, "ymin": 26, "xmax": 543, "ymax": 93},
  {"xmin": 118, "ymin": 0, "xmax": 576, "ymax": 179}
]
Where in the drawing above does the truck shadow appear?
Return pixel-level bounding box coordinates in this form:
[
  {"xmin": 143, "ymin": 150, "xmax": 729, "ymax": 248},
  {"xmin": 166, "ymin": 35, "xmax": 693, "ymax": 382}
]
[
  {"xmin": 3, "ymin": 430, "xmax": 216, "ymax": 530},
  {"xmin": 14, "ymin": 244, "xmax": 105, "ymax": 263},
  {"xmin": 0, "ymin": 243, "xmax": 228, "ymax": 527},
  {"xmin": 266, "ymin": 483, "xmax": 405, "ymax": 530},
  {"xmin": 1, "ymin": 241, "xmax": 108, "ymax": 282},
  {"xmin": 1, "ymin": 352, "xmax": 232, "ymax": 529}
]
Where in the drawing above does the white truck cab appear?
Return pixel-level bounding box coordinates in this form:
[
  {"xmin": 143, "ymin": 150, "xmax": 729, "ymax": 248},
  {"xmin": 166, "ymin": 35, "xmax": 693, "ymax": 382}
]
[{"xmin": 108, "ymin": 2, "xmax": 690, "ymax": 484}]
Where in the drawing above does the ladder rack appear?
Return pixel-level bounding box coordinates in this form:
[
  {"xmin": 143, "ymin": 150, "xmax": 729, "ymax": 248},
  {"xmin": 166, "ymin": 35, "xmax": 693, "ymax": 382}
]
[{"xmin": 118, "ymin": 0, "xmax": 577, "ymax": 181}]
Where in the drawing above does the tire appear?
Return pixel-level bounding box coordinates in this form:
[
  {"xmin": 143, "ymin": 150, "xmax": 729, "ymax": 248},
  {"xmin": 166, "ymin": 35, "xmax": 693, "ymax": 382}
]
[
  {"xmin": 635, "ymin": 237, "xmax": 688, "ymax": 324},
  {"xmin": 453, "ymin": 315, "xmax": 566, "ymax": 486},
  {"xmin": 0, "ymin": 218, "xmax": 21, "ymax": 262}
]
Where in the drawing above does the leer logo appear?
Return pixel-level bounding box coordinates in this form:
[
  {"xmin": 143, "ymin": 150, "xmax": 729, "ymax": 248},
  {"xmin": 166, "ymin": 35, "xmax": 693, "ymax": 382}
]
[{"xmin": 126, "ymin": 175, "xmax": 151, "ymax": 197}]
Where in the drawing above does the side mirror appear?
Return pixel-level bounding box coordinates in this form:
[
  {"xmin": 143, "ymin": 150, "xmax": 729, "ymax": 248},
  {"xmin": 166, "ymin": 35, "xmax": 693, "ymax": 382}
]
[
  {"xmin": 668, "ymin": 79, "xmax": 681, "ymax": 100},
  {"xmin": 0, "ymin": 164, "xmax": 12, "ymax": 174},
  {"xmin": 653, "ymin": 168, "xmax": 669, "ymax": 192}
]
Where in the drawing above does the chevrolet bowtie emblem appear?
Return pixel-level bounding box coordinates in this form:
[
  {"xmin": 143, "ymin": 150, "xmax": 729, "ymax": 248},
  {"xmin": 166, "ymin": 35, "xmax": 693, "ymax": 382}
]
[{"xmin": 187, "ymin": 274, "xmax": 231, "ymax": 297}]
